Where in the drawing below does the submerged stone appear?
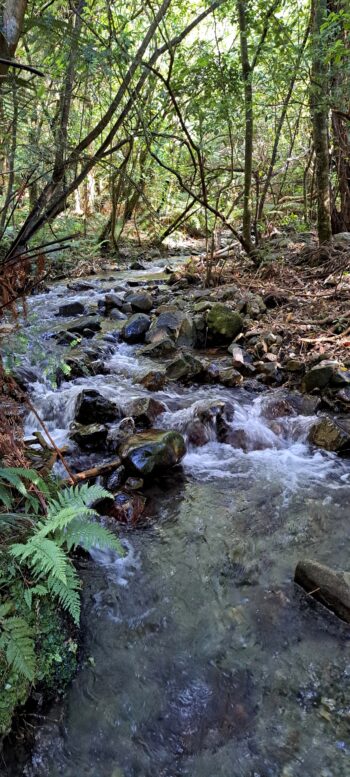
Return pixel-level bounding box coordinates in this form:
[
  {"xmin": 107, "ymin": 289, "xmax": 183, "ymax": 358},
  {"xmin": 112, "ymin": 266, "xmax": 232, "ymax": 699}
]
[{"xmin": 295, "ymin": 559, "xmax": 350, "ymax": 623}]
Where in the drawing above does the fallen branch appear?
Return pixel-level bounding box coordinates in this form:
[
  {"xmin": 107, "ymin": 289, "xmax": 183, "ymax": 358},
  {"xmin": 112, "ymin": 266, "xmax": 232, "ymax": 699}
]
[{"xmin": 66, "ymin": 458, "xmax": 122, "ymax": 483}]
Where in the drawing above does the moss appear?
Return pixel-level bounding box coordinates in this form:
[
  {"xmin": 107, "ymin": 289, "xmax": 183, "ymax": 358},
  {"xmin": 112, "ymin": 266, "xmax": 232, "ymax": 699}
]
[{"xmin": 0, "ymin": 556, "xmax": 77, "ymax": 739}]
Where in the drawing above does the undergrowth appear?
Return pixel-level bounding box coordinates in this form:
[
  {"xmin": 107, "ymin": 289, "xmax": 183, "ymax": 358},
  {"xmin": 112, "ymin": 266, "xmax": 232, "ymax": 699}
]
[{"xmin": 0, "ymin": 467, "xmax": 122, "ymax": 737}]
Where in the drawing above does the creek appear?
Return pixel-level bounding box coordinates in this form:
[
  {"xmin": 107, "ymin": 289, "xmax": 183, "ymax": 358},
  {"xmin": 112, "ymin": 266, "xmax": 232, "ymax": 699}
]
[{"xmin": 4, "ymin": 259, "xmax": 350, "ymax": 777}]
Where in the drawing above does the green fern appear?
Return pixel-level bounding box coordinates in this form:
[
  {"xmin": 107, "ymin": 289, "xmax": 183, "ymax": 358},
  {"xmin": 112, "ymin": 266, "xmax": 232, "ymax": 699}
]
[
  {"xmin": 10, "ymin": 482, "xmax": 121, "ymax": 625},
  {"xmin": 11, "ymin": 537, "xmax": 71, "ymax": 584},
  {"xmin": 0, "ymin": 613, "xmax": 36, "ymax": 682}
]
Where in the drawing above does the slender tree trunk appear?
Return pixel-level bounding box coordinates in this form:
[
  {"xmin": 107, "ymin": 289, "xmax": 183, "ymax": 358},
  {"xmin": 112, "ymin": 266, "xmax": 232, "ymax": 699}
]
[
  {"xmin": 310, "ymin": 0, "xmax": 332, "ymax": 243},
  {"xmin": 237, "ymin": 0, "xmax": 253, "ymax": 253},
  {"xmin": 0, "ymin": 78, "xmax": 18, "ymax": 232}
]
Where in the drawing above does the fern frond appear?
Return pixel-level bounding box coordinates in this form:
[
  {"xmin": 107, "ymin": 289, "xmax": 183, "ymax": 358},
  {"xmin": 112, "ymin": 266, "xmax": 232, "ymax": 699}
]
[
  {"xmin": 35, "ymin": 505, "xmax": 96, "ymax": 538},
  {"xmin": 64, "ymin": 518, "xmax": 124, "ymax": 555},
  {"xmin": 10, "ymin": 538, "xmax": 69, "ymax": 584},
  {"xmin": 2, "ymin": 616, "xmax": 36, "ymax": 681},
  {"xmin": 46, "ymin": 564, "xmax": 81, "ymax": 624}
]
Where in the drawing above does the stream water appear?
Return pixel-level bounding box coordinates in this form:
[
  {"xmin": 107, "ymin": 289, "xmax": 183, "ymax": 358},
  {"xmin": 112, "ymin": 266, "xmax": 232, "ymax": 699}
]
[{"xmin": 4, "ymin": 260, "xmax": 350, "ymax": 777}]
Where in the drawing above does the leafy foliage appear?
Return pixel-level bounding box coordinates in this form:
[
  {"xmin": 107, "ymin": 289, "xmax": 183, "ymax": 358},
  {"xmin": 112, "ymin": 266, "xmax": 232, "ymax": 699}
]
[{"xmin": 0, "ymin": 466, "xmax": 122, "ymax": 730}]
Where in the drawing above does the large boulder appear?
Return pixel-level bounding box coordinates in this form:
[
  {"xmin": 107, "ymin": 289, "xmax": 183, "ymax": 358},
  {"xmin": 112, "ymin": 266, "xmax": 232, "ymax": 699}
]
[
  {"xmin": 75, "ymin": 389, "xmax": 119, "ymax": 425},
  {"xmin": 119, "ymin": 429, "xmax": 186, "ymax": 476},
  {"xmin": 121, "ymin": 313, "xmax": 151, "ymax": 344},
  {"xmin": 122, "ymin": 397, "xmax": 166, "ymax": 427},
  {"xmin": 295, "ymin": 559, "xmax": 350, "ymax": 623},
  {"xmin": 206, "ymin": 304, "xmax": 243, "ymax": 343},
  {"xmin": 308, "ymin": 416, "xmax": 350, "ymax": 452}
]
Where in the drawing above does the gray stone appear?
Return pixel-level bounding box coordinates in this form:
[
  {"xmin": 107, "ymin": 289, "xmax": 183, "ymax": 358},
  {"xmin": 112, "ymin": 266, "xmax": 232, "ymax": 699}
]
[
  {"xmin": 57, "ymin": 301, "xmax": 85, "ymax": 317},
  {"xmin": 121, "ymin": 313, "xmax": 151, "ymax": 344},
  {"xmin": 139, "ymin": 337, "xmax": 177, "ymax": 358},
  {"xmin": 302, "ymin": 361, "xmax": 340, "ymax": 392},
  {"xmin": 126, "ymin": 291, "xmax": 153, "ymax": 313},
  {"xmin": 308, "ymin": 416, "xmax": 350, "ymax": 452},
  {"xmin": 122, "ymin": 397, "xmax": 166, "ymax": 427}
]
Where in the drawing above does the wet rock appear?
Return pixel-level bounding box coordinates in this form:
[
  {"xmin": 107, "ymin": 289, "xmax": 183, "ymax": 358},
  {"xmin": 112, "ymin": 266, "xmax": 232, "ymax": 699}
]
[
  {"xmin": 125, "ymin": 476, "xmax": 144, "ymax": 491},
  {"xmin": 121, "ymin": 313, "xmax": 151, "ymax": 344},
  {"xmin": 56, "ymin": 355, "xmax": 108, "ymax": 385},
  {"xmin": 262, "ymin": 390, "xmax": 320, "ymax": 419},
  {"xmin": 147, "ymin": 309, "xmax": 196, "ymax": 347},
  {"xmin": 11, "ymin": 365, "xmax": 39, "ymax": 389},
  {"xmin": 302, "ymin": 360, "xmax": 347, "ymax": 392},
  {"xmin": 129, "ymin": 260, "xmax": 146, "ymax": 270},
  {"xmin": 331, "ymin": 388, "xmax": 350, "ymax": 412},
  {"xmin": 57, "ymin": 300, "xmax": 85, "ymax": 317},
  {"xmin": 139, "ymin": 369, "xmax": 166, "ymax": 392},
  {"xmin": 206, "ymin": 304, "xmax": 243, "ymax": 343},
  {"xmin": 308, "ymin": 416, "xmax": 350, "ymax": 452},
  {"xmin": 104, "ymin": 293, "xmax": 125, "ymax": 314},
  {"xmin": 125, "ymin": 291, "xmax": 153, "ymax": 313},
  {"xmin": 67, "ymin": 280, "xmax": 96, "ymax": 292},
  {"xmin": 75, "ymin": 389, "xmax": 119, "ymax": 425},
  {"xmin": 295, "ymin": 559, "xmax": 350, "ymax": 623},
  {"xmin": 139, "ymin": 337, "xmax": 177, "ymax": 358},
  {"xmin": 70, "ymin": 423, "xmax": 108, "ymax": 449},
  {"xmin": 165, "ymin": 353, "xmax": 204, "ymax": 382},
  {"xmin": 106, "ymin": 465, "xmax": 126, "ymax": 491},
  {"xmin": 58, "ymin": 316, "xmax": 101, "ymax": 339},
  {"xmin": 109, "ymin": 492, "xmax": 146, "ymax": 525},
  {"xmin": 122, "ymin": 397, "xmax": 166, "ymax": 427},
  {"xmin": 119, "ymin": 429, "xmax": 186, "ymax": 476},
  {"xmin": 204, "ymin": 361, "xmax": 243, "ymax": 387},
  {"xmin": 186, "ymin": 419, "xmax": 210, "ymax": 447},
  {"xmin": 109, "ymin": 308, "xmax": 127, "ymax": 321},
  {"xmin": 107, "ymin": 417, "xmax": 135, "ymax": 451}
]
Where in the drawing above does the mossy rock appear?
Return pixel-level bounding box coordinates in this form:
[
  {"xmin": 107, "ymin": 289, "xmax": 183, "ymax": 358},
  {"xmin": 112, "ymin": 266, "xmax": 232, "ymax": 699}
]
[{"xmin": 206, "ymin": 304, "xmax": 243, "ymax": 342}]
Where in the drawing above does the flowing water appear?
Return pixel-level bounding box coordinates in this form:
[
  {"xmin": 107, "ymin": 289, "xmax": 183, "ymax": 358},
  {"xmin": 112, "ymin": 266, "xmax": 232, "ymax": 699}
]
[{"xmin": 4, "ymin": 261, "xmax": 350, "ymax": 777}]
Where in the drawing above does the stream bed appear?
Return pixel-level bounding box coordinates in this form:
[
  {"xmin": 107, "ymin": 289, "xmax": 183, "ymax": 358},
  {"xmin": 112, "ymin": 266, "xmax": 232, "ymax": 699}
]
[{"xmin": 4, "ymin": 260, "xmax": 350, "ymax": 777}]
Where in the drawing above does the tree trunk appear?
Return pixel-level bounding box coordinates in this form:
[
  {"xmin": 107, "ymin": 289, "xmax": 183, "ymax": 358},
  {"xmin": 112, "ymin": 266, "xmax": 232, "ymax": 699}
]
[
  {"xmin": 237, "ymin": 0, "xmax": 253, "ymax": 253},
  {"xmin": 310, "ymin": 0, "xmax": 332, "ymax": 243}
]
